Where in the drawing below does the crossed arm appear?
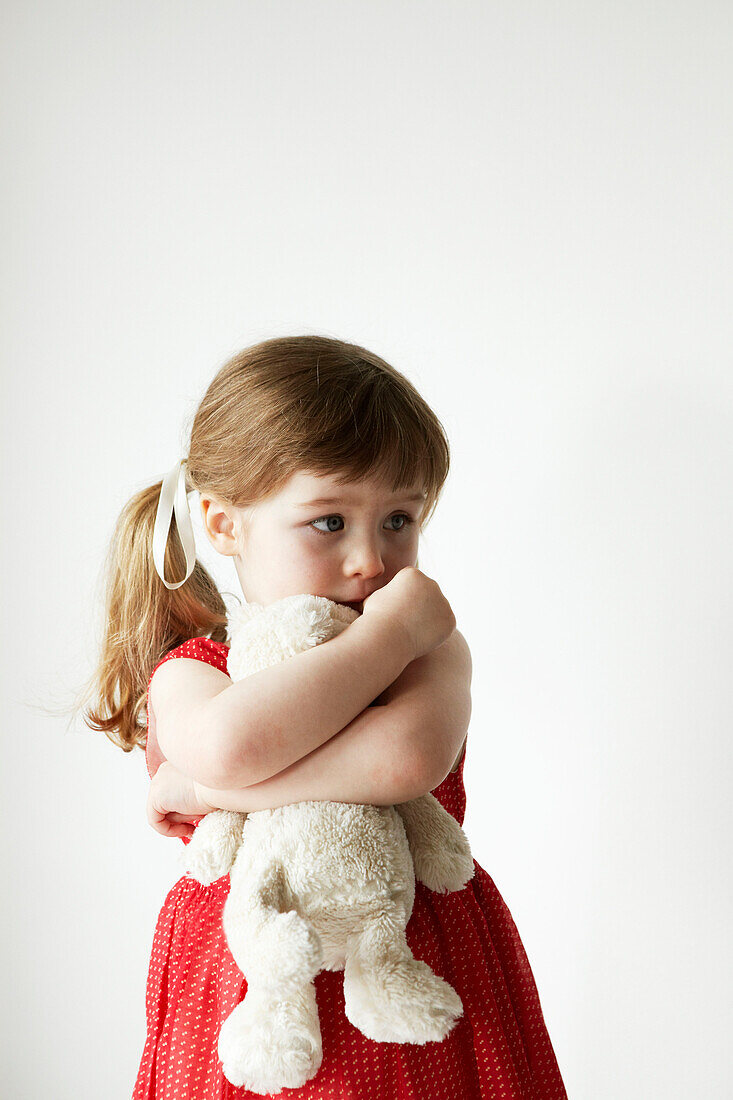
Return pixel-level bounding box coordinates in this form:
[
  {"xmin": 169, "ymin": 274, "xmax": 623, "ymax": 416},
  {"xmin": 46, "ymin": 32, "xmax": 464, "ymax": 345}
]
[{"xmin": 189, "ymin": 628, "xmax": 473, "ymax": 814}]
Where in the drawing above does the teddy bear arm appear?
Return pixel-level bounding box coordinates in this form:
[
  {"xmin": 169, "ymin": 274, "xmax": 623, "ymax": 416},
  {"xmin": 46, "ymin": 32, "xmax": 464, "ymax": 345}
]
[
  {"xmin": 182, "ymin": 809, "xmax": 248, "ymax": 885},
  {"xmin": 394, "ymin": 795, "xmax": 475, "ymax": 893},
  {"xmin": 394, "ymin": 794, "xmax": 463, "ymax": 857}
]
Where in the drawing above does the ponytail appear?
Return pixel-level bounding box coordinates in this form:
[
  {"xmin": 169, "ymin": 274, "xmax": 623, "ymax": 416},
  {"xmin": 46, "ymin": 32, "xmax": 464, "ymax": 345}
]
[{"xmin": 80, "ymin": 478, "xmax": 228, "ymax": 753}]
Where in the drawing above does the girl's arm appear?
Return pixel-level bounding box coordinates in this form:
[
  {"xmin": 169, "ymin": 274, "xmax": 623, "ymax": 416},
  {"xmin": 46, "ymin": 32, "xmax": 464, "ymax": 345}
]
[
  {"xmin": 153, "ymin": 610, "xmax": 416, "ymax": 790},
  {"xmin": 195, "ymin": 700, "xmax": 422, "ymax": 810},
  {"xmin": 146, "ymin": 702, "xmax": 420, "ymax": 839},
  {"xmin": 146, "ymin": 629, "xmax": 472, "ymax": 835},
  {"xmin": 194, "ymin": 629, "xmax": 473, "ymax": 813}
]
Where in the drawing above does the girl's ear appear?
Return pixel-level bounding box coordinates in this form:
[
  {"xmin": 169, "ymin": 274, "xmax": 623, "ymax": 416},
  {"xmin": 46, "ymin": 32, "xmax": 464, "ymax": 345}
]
[{"xmin": 199, "ymin": 495, "xmax": 239, "ymax": 556}]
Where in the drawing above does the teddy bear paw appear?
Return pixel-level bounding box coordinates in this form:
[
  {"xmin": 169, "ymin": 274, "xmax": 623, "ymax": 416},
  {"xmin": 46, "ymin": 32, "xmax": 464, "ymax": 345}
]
[
  {"xmin": 413, "ymin": 840, "xmax": 475, "ymax": 894},
  {"xmin": 344, "ymin": 956, "xmax": 463, "ymax": 1044},
  {"xmin": 218, "ymin": 986, "xmax": 322, "ymax": 1093},
  {"xmin": 181, "ymin": 810, "xmax": 243, "ymax": 885}
]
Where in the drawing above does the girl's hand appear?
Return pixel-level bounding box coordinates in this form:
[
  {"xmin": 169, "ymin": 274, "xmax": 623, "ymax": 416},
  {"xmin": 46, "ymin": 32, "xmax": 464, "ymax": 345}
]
[
  {"xmin": 361, "ymin": 567, "xmax": 456, "ymax": 660},
  {"xmin": 146, "ymin": 760, "xmax": 215, "ymax": 839}
]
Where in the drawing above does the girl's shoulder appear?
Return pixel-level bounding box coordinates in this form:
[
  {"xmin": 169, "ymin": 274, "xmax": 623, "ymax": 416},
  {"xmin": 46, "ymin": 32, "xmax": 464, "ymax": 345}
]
[
  {"xmin": 144, "ymin": 636, "xmax": 230, "ymax": 780},
  {"xmin": 146, "ymin": 635, "xmax": 230, "ymax": 692}
]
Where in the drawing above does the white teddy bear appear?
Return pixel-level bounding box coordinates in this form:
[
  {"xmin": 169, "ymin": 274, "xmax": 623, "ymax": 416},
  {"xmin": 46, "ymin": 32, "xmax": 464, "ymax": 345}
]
[{"xmin": 182, "ymin": 593, "xmax": 475, "ymax": 1095}]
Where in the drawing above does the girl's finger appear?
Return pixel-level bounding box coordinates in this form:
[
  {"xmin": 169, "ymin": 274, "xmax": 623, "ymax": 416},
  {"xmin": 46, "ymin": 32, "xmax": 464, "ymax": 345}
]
[
  {"xmin": 167, "ymin": 811, "xmax": 201, "ymax": 824},
  {"xmin": 155, "ymin": 817, "xmax": 195, "ymax": 839}
]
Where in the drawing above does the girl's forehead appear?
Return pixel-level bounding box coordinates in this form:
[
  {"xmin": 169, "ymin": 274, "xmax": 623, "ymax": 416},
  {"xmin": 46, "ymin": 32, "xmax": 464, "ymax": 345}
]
[{"xmin": 279, "ymin": 469, "xmax": 426, "ymax": 506}]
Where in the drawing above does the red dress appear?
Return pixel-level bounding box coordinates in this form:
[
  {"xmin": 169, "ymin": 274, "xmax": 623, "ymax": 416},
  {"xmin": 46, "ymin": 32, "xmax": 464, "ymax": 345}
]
[{"xmin": 133, "ymin": 637, "xmax": 568, "ymax": 1100}]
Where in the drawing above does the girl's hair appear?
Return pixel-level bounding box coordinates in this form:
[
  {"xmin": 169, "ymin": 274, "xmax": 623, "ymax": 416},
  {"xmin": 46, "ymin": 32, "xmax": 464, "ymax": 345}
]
[{"xmin": 80, "ymin": 334, "xmax": 450, "ymax": 755}]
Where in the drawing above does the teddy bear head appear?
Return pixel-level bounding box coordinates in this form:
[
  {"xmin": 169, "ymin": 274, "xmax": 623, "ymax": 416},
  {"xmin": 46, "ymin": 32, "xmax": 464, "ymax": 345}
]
[{"xmin": 226, "ymin": 594, "xmax": 361, "ymax": 681}]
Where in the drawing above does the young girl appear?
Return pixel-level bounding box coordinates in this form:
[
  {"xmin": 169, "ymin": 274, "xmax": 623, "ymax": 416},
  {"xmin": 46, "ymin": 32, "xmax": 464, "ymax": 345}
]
[{"xmin": 86, "ymin": 335, "xmax": 567, "ymax": 1099}]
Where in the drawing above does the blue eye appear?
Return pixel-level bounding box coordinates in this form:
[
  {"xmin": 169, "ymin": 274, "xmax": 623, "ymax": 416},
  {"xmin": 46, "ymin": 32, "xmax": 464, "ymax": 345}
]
[
  {"xmin": 309, "ymin": 513, "xmax": 415, "ymax": 536},
  {"xmin": 311, "ymin": 515, "xmax": 344, "ymax": 534}
]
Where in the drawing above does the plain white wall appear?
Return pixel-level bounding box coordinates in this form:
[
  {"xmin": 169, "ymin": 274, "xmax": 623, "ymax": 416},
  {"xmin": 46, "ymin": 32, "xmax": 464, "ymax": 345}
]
[{"xmin": 2, "ymin": 2, "xmax": 731, "ymax": 1097}]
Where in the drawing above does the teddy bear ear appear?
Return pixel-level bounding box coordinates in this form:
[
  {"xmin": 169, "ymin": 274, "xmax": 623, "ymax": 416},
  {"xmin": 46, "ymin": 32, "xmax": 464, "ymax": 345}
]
[
  {"xmin": 226, "ymin": 599, "xmax": 265, "ymax": 641},
  {"xmin": 274, "ymin": 594, "xmax": 359, "ymax": 649},
  {"xmin": 325, "ymin": 600, "xmax": 361, "ymax": 627},
  {"xmin": 278, "ymin": 593, "xmax": 360, "ymax": 627},
  {"xmin": 225, "ymin": 593, "xmax": 360, "ymax": 647},
  {"xmin": 257, "ymin": 592, "xmax": 359, "ymax": 623}
]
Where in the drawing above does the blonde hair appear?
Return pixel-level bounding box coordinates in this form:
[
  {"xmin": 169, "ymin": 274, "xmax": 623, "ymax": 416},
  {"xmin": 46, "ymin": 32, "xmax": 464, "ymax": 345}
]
[{"xmin": 78, "ymin": 334, "xmax": 451, "ymax": 755}]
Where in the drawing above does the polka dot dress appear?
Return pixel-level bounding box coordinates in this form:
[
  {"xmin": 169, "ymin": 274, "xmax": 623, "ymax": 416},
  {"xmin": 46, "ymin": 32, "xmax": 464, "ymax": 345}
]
[{"xmin": 132, "ymin": 638, "xmax": 568, "ymax": 1099}]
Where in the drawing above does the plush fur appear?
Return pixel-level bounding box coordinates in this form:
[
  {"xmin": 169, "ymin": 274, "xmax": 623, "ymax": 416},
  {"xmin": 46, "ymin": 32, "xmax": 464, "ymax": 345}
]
[{"xmin": 182, "ymin": 594, "xmax": 475, "ymax": 1094}]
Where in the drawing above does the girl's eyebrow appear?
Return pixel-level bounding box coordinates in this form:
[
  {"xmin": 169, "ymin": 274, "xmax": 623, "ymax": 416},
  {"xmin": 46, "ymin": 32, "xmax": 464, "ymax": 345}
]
[{"xmin": 293, "ymin": 493, "xmax": 426, "ymax": 509}]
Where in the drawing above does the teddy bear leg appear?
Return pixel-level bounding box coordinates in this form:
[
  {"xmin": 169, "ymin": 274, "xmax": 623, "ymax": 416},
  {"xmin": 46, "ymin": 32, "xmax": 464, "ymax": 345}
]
[
  {"xmin": 218, "ymin": 979, "xmax": 323, "ymax": 1094},
  {"xmin": 224, "ymin": 859, "xmax": 323, "ymax": 989},
  {"xmin": 343, "ymin": 915, "xmax": 464, "ymax": 1045}
]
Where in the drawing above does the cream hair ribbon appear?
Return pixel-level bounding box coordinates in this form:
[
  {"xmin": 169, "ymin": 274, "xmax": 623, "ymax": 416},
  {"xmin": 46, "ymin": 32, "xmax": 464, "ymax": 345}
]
[{"xmin": 152, "ymin": 458, "xmax": 197, "ymax": 590}]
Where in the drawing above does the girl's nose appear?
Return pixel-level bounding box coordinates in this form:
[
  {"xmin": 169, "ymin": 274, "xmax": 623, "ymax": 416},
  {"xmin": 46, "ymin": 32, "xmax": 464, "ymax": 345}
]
[{"xmin": 344, "ymin": 541, "xmax": 386, "ymax": 580}]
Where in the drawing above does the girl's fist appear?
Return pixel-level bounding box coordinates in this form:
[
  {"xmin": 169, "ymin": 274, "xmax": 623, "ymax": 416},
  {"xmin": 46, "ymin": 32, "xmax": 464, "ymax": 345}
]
[{"xmin": 361, "ymin": 566, "xmax": 456, "ymax": 659}]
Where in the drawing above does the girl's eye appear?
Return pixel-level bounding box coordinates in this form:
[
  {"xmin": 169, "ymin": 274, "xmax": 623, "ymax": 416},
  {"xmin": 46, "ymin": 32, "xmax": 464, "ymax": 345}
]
[{"xmin": 309, "ymin": 513, "xmax": 415, "ymax": 536}]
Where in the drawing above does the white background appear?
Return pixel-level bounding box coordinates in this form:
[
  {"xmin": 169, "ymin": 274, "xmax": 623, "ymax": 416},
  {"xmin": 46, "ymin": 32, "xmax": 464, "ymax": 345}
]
[{"xmin": 2, "ymin": 2, "xmax": 731, "ymax": 1097}]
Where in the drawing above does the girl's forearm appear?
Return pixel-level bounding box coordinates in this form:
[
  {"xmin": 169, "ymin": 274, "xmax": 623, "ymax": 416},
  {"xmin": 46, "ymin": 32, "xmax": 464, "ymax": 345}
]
[
  {"xmin": 204, "ymin": 611, "xmax": 415, "ymax": 789},
  {"xmin": 194, "ymin": 699, "xmax": 429, "ymax": 812}
]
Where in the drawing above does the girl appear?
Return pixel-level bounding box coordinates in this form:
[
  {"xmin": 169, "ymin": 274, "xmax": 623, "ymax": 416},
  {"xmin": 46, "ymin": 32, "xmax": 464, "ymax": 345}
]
[{"xmin": 85, "ymin": 335, "xmax": 567, "ymax": 1099}]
